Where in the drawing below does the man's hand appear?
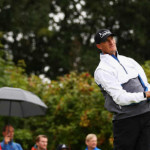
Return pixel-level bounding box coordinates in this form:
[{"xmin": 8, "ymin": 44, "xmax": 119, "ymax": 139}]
[
  {"xmin": 145, "ymin": 91, "xmax": 150, "ymax": 98},
  {"xmin": 4, "ymin": 135, "xmax": 10, "ymax": 144}
]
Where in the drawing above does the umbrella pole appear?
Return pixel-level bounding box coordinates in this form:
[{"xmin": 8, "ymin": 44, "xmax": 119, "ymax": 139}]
[
  {"xmin": 7, "ymin": 101, "xmax": 12, "ymax": 133},
  {"xmin": 9, "ymin": 101, "xmax": 11, "ymax": 117}
]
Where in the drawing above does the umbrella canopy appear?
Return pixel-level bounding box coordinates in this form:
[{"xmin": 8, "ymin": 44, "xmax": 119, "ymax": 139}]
[{"xmin": 0, "ymin": 87, "xmax": 48, "ymax": 117}]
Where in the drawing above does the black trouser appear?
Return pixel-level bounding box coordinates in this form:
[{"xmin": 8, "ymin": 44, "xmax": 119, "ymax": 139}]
[{"xmin": 113, "ymin": 112, "xmax": 150, "ymax": 150}]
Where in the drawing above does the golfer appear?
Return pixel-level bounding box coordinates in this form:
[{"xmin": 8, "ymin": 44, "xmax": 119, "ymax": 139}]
[{"xmin": 94, "ymin": 29, "xmax": 150, "ymax": 150}]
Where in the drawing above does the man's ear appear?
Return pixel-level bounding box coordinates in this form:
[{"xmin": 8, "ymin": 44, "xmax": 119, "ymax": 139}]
[
  {"xmin": 85, "ymin": 141, "xmax": 88, "ymax": 146},
  {"xmin": 96, "ymin": 44, "xmax": 101, "ymax": 49}
]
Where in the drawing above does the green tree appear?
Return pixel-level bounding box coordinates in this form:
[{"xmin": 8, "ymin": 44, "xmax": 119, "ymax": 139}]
[
  {"xmin": 25, "ymin": 72, "xmax": 113, "ymax": 150},
  {"xmin": 1, "ymin": 0, "xmax": 150, "ymax": 79},
  {"xmin": 0, "ymin": 52, "xmax": 113, "ymax": 149},
  {"xmin": 0, "ymin": 52, "xmax": 150, "ymax": 150}
]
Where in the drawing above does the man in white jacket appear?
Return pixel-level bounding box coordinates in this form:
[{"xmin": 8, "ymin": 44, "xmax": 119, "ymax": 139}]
[{"xmin": 94, "ymin": 29, "xmax": 150, "ymax": 150}]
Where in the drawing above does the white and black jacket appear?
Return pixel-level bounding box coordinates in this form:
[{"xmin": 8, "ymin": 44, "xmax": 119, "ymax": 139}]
[{"xmin": 94, "ymin": 53, "xmax": 150, "ymax": 120}]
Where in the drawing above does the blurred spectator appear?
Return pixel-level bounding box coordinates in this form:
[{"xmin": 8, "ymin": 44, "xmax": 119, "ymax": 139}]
[
  {"xmin": 31, "ymin": 135, "xmax": 48, "ymax": 150},
  {"xmin": 85, "ymin": 134, "xmax": 101, "ymax": 150},
  {"xmin": 1, "ymin": 124, "xmax": 23, "ymax": 150},
  {"xmin": 56, "ymin": 144, "xmax": 69, "ymax": 150}
]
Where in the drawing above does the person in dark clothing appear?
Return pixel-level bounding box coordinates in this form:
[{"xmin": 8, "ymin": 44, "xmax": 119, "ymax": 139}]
[{"xmin": 56, "ymin": 144, "xmax": 69, "ymax": 150}]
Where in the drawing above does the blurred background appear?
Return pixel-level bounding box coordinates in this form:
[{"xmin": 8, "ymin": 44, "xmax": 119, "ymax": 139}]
[{"xmin": 0, "ymin": 0, "xmax": 150, "ymax": 149}]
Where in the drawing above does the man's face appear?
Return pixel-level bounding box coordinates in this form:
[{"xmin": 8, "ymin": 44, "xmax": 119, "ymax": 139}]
[
  {"xmin": 2, "ymin": 125, "xmax": 14, "ymax": 141},
  {"xmin": 97, "ymin": 36, "xmax": 117, "ymax": 55},
  {"xmin": 37, "ymin": 137, "xmax": 48, "ymax": 150},
  {"xmin": 86, "ymin": 137, "xmax": 97, "ymax": 149}
]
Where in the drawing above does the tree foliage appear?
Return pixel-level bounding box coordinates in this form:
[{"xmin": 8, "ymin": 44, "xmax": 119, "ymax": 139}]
[
  {"xmin": 0, "ymin": 53, "xmax": 113, "ymax": 150},
  {"xmin": 0, "ymin": 52, "xmax": 150, "ymax": 150},
  {"xmin": 0, "ymin": 0, "xmax": 150, "ymax": 79}
]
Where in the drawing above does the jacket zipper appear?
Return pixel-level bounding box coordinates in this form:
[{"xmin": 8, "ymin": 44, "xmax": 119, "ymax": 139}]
[
  {"xmin": 118, "ymin": 61, "xmax": 128, "ymax": 74},
  {"xmin": 111, "ymin": 54, "xmax": 128, "ymax": 74},
  {"xmin": 111, "ymin": 55, "xmax": 127, "ymax": 109}
]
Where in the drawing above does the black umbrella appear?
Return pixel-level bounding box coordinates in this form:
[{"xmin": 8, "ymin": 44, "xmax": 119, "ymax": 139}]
[{"xmin": 0, "ymin": 87, "xmax": 47, "ymax": 117}]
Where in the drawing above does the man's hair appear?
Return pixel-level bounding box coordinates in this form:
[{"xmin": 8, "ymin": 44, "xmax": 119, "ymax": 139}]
[
  {"xmin": 85, "ymin": 133, "xmax": 97, "ymax": 142},
  {"xmin": 2, "ymin": 124, "xmax": 14, "ymax": 132},
  {"xmin": 35, "ymin": 135, "xmax": 48, "ymax": 143}
]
